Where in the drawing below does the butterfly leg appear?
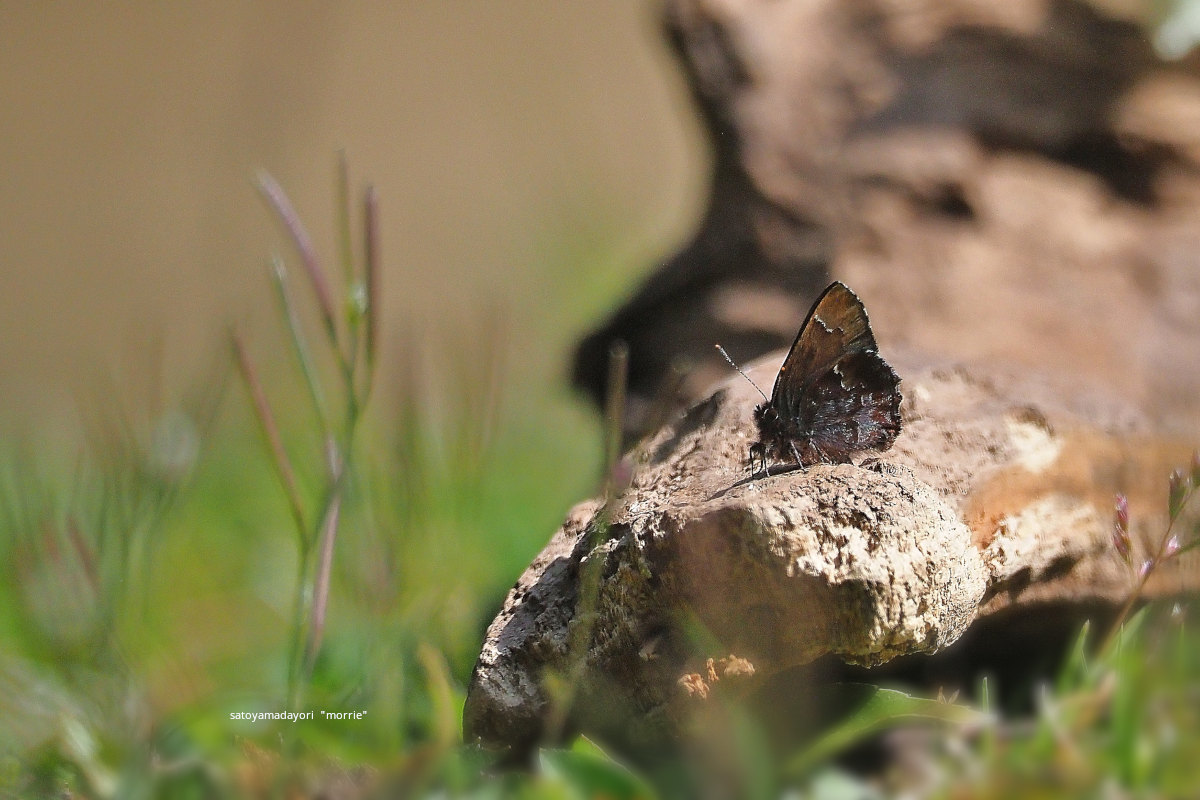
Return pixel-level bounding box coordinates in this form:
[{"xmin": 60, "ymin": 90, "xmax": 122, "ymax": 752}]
[{"xmin": 750, "ymin": 442, "xmax": 765, "ymax": 476}]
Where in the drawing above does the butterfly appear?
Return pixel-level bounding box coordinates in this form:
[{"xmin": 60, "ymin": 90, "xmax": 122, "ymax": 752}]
[{"xmin": 718, "ymin": 281, "xmax": 902, "ymax": 472}]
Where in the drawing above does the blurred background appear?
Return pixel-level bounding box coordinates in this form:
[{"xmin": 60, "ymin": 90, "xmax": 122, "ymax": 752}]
[
  {"xmin": 4, "ymin": 2, "xmax": 1200, "ymax": 797},
  {"xmin": 0, "ymin": 4, "xmax": 711, "ymax": 795},
  {"xmin": 0, "ymin": 3, "xmax": 702, "ymax": 426}
]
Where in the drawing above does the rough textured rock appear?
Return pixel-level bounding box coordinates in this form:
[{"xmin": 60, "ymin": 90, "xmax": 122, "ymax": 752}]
[
  {"xmin": 465, "ymin": 353, "xmax": 1199, "ymax": 751},
  {"xmin": 499, "ymin": 0, "xmax": 1200, "ymax": 760}
]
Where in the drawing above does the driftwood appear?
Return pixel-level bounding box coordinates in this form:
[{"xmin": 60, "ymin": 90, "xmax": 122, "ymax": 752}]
[{"xmin": 464, "ymin": 353, "xmax": 1198, "ymax": 751}]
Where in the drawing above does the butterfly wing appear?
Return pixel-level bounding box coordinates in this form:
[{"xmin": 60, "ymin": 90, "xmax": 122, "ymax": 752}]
[
  {"xmin": 768, "ymin": 282, "xmax": 877, "ymax": 402},
  {"xmin": 767, "ymin": 282, "xmax": 901, "ymax": 463}
]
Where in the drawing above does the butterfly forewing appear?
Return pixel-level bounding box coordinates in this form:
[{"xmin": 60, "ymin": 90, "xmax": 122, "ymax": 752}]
[
  {"xmin": 769, "ymin": 282, "xmax": 878, "ymax": 411},
  {"xmin": 752, "ymin": 281, "xmax": 901, "ymax": 468}
]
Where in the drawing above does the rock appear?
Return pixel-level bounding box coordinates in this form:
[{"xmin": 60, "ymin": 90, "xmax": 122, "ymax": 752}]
[
  {"xmin": 465, "ymin": 353, "xmax": 1199, "ymax": 750},
  {"xmin": 520, "ymin": 0, "xmax": 1200, "ymax": 759}
]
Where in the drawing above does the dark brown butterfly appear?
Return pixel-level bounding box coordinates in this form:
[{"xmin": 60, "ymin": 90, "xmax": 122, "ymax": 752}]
[{"xmin": 718, "ymin": 281, "xmax": 902, "ymax": 472}]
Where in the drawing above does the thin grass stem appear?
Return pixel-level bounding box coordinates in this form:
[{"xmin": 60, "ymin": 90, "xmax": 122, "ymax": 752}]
[
  {"xmin": 363, "ymin": 184, "xmax": 380, "ymax": 390},
  {"xmin": 304, "ymin": 491, "xmax": 342, "ymax": 675},
  {"xmin": 270, "ymin": 256, "xmax": 334, "ymax": 440},
  {"xmin": 253, "ymin": 161, "xmax": 384, "ymax": 712},
  {"xmin": 232, "ymin": 331, "xmax": 309, "ymax": 552},
  {"xmin": 286, "ymin": 549, "xmax": 312, "ymax": 711},
  {"xmin": 256, "ymin": 171, "xmax": 340, "ymax": 349},
  {"xmin": 336, "ymin": 154, "xmax": 364, "ymax": 371},
  {"xmin": 336, "ymin": 152, "xmax": 356, "ymax": 293},
  {"xmin": 603, "ymin": 340, "xmax": 629, "ymax": 482}
]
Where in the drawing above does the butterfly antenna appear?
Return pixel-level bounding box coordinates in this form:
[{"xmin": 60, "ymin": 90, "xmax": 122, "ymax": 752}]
[{"xmin": 715, "ymin": 344, "xmax": 769, "ymax": 403}]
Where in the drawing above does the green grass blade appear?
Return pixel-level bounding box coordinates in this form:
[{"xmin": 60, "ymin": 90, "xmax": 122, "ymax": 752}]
[
  {"xmin": 539, "ymin": 738, "xmax": 658, "ymax": 800},
  {"xmin": 784, "ymin": 684, "xmax": 986, "ymax": 778}
]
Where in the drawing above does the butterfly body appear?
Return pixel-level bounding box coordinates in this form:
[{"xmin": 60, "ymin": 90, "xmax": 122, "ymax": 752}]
[{"xmin": 748, "ymin": 282, "xmax": 901, "ymax": 472}]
